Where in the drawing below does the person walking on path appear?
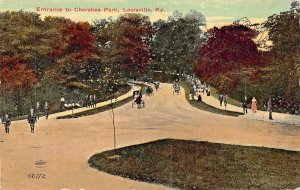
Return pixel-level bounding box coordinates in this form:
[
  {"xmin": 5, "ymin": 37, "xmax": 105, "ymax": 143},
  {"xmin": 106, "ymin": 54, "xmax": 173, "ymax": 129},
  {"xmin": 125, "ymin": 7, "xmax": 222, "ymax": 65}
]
[
  {"xmin": 2, "ymin": 114, "xmax": 11, "ymax": 133},
  {"xmin": 197, "ymin": 94, "xmax": 202, "ymax": 102},
  {"xmin": 206, "ymin": 86, "xmax": 211, "ymax": 96},
  {"xmin": 219, "ymin": 94, "xmax": 223, "ymax": 106},
  {"xmin": 267, "ymin": 97, "xmax": 273, "ymax": 120},
  {"xmin": 27, "ymin": 108, "xmax": 37, "ymax": 133},
  {"xmin": 85, "ymin": 95, "xmax": 89, "ymax": 108},
  {"xmin": 44, "ymin": 102, "xmax": 49, "ymax": 119},
  {"xmin": 88, "ymin": 95, "xmax": 92, "ymax": 108},
  {"xmin": 36, "ymin": 102, "xmax": 40, "ymax": 120},
  {"xmin": 60, "ymin": 97, "xmax": 65, "ymax": 110},
  {"xmin": 93, "ymin": 95, "xmax": 97, "ymax": 108},
  {"xmin": 242, "ymin": 101, "xmax": 248, "ymax": 114},
  {"xmin": 251, "ymin": 97, "xmax": 257, "ymax": 113},
  {"xmin": 224, "ymin": 95, "xmax": 228, "ymax": 110}
]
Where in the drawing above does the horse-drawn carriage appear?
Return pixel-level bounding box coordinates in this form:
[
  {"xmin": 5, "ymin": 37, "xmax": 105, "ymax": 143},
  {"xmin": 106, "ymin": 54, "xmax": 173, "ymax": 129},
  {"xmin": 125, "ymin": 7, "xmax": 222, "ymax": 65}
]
[
  {"xmin": 132, "ymin": 90, "xmax": 145, "ymax": 108},
  {"xmin": 154, "ymin": 82, "xmax": 160, "ymax": 91},
  {"xmin": 145, "ymin": 85, "xmax": 154, "ymax": 96}
]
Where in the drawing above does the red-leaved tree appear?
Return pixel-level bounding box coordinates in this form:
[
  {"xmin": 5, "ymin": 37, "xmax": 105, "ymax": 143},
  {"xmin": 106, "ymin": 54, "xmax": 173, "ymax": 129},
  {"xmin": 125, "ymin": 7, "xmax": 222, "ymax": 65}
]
[
  {"xmin": 0, "ymin": 56, "xmax": 37, "ymax": 112},
  {"xmin": 194, "ymin": 25, "xmax": 265, "ymax": 93},
  {"xmin": 0, "ymin": 56, "xmax": 37, "ymax": 92},
  {"xmin": 44, "ymin": 19, "xmax": 99, "ymax": 83},
  {"xmin": 115, "ymin": 14, "xmax": 152, "ymax": 76}
]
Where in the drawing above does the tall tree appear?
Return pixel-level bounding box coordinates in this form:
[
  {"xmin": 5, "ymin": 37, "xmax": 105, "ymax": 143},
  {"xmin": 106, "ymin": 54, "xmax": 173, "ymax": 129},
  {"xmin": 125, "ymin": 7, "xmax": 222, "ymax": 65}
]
[
  {"xmin": 0, "ymin": 11, "xmax": 54, "ymax": 77},
  {"xmin": 115, "ymin": 13, "xmax": 152, "ymax": 77},
  {"xmin": 194, "ymin": 25, "xmax": 265, "ymax": 93},
  {"xmin": 44, "ymin": 18, "xmax": 99, "ymax": 83},
  {"xmin": 265, "ymin": 2, "xmax": 300, "ymax": 101},
  {"xmin": 152, "ymin": 10, "xmax": 206, "ymax": 77},
  {"xmin": 93, "ymin": 14, "xmax": 152, "ymax": 79},
  {"xmin": 0, "ymin": 56, "xmax": 37, "ymax": 112}
]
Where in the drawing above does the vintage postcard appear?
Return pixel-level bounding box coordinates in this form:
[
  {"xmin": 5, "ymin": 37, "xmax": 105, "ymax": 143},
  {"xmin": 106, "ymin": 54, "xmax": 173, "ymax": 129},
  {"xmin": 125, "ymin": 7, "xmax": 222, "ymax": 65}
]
[{"xmin": 0, "ymin": 0, "xmax": 299, "ymax": 189}]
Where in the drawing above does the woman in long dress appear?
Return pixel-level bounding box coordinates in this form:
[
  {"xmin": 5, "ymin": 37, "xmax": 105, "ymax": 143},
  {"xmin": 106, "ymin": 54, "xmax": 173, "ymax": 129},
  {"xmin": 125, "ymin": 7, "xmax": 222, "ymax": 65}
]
[{"xmin": 251, "ymin": 97, "xmax": 257, "ymax": 113}]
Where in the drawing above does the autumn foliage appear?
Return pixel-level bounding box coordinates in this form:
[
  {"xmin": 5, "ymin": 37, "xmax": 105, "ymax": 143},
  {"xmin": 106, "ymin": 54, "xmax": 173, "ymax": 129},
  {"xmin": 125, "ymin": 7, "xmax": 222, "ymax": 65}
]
[
  {"xmin": 0, "ymin": 56, "xmax": 37, "ymax": 92},
  {"xmin": 62, "ymin": 21, "xmax": 98, "ymax": 64},
  {"xmin": 115, "ymin": 14, "xmax": 152, "ymax": 75},
  {"xmin": 194, "ymin": 25, "xmax": 265, "ymax": 93}
]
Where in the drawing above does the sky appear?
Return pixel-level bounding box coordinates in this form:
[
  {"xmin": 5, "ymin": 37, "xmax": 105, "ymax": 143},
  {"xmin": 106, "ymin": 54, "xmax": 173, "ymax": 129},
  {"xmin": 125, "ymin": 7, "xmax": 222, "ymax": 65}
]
[{"xmin": 0, "ymin": 0, "xmax": 295, "ymax": 28}]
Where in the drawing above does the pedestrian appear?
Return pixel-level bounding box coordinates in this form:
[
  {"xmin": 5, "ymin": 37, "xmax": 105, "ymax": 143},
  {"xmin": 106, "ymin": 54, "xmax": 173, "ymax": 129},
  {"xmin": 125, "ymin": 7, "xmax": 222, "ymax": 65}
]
[
  {"xmin": 251, "ymin": 97, "xmax": 257, "ymax": 113},
  {"xmin": 2, "ymin": 114, "xmax": 11, "ymax": 133},
  {"xmin": 45, "ymin": 102, "xmax": 49, "ymax": 119},
  {"xmin": 219, "ymin": 94, "xmax": 223, "ymax": 106},
  {"xmin": 242, "ymin": 101, "xmax": 248, "ymax": 114},
  {"xmin": 14, "ymin": 106, "xmax": 18, "ymax": 117},
  {"xmin": 197, "ymin": 94, "xmax": 202, "ymax": 102},
  {"xmin": 60, "ymin": 97, "xmax": 65, "ymax": 110},
  {"xmin": 28, "ymin": 108, "xmax": 37, "ymax": 133},
  {"xmin": 85, "ymin": 95, "xmax": 89, "ymax": 108},
  {"xmin": 224, "ymin": 95, "xmax": 228, "ymax": 110},
  {"xmin": 93, "ymin": 95, "xmax": 97, "ymax": 108},
  {"xmin": 89, "ymin": 95, "xmax": 93, "ymax": 108},
  {"xmin": 267, "ymin": 97, "xmax": 273, "ymax": 120},
  {"xmin": 207, "ymin": 88, "xmax": 211, "ymax": 96},
  {"xmin": 36, "ymin": 102, "xmax": 40, "ymax": 120}
]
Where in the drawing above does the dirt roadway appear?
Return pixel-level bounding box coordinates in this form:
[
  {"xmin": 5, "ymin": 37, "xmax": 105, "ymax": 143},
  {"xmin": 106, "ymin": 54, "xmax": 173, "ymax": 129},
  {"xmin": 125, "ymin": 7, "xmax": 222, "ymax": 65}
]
[{"xmin": 1, "ymin": 83, "xmax": 300, "ymax": 190}]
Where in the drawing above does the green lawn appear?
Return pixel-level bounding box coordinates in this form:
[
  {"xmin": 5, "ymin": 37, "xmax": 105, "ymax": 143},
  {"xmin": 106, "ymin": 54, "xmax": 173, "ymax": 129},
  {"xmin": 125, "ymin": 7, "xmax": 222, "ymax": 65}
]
[
  {"xmin": 180, "ymin": 82, "xmax": 243, "ymax": 117},
  {"xmin": 57, "ymin": 95, "xmax": 132, "ymax": 119},
  {"xmin": 88, "ymin": 139, "xmax": 300, "ymax": 190}
]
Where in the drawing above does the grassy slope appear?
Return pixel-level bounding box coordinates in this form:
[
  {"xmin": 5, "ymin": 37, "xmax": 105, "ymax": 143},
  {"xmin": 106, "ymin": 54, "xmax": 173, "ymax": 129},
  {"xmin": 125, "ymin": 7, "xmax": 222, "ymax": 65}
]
[
  {"xmin": 180, "ymin": 82, "xmax": 243, "ymax": 117},
  {"xmin": 89, "ymin": 139, "xmax": 300, "ymax": 190},
  {"xmin": 57, "ymin": 96, "xmax": 132, "ymax": 119}
]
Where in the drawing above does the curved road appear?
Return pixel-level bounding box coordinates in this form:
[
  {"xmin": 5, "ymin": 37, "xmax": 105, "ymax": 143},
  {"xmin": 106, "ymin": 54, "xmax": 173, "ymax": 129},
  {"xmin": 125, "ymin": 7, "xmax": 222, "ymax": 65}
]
[{"xmin": 1, "ymin": 83, "xmax": 300, "ymax": 190}]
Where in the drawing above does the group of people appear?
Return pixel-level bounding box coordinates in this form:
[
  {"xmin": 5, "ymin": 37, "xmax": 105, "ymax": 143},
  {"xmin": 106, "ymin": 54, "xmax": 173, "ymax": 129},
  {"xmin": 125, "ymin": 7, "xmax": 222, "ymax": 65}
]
[
  {"xmin": 185, "ymin": 75, "xmax": 264, "ymax": 115},
  {"xmin": 154, "ymin": 82, "xmax": 160, "ymax": 91},
  {"xmin": 85, "ymin": 95, "xmax": 97, "ymax": 108},
  {"xmin": 242, "ymin": 97, "xmax": 258, "ymax": 114},
  {"xmin": 172, "ymin": 82, "xmax": 181, "ymax": 95},
  {"xmin": 186, "ymin": 75, "xmax": 210, "ymax": 100},
  {"xmin": 217, "ymin": 93, "xmax": 228, "ymax": 110},
  {"xmin": 145, "ymin": 86, "xmax": 154, "ymax": 96},
  {"xmin": 35, "ymin": 101, "xmax": 49, "ymax": 120},
  {"xmin": 60, "ymin": 95, "xmax": 97, "ymax": 110},
  {"xmin": 1, "ymin": 106, "xmax": 43, "ymax": 134}
]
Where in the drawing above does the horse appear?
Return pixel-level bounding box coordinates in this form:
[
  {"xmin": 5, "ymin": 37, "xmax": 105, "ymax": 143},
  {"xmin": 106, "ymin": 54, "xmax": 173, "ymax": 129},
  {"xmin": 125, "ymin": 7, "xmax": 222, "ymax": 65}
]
[{"xmin": 135, "ymin": 95, "xmax": 143, "ymax": 108}]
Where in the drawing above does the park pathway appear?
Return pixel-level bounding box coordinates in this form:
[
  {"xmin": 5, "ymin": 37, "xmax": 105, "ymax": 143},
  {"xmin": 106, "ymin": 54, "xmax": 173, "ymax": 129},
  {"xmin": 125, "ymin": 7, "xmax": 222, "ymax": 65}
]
[
  {"xmin": 193, "ymin": 86, "xmax": 300, "ymax": 125},
  {"xmin": 1, "ymin": 83, "xmax": 300, "ymax": 190},
  {"xmin": 51, "ymin": 83, "xmax": 141, "ymax": 118}
]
